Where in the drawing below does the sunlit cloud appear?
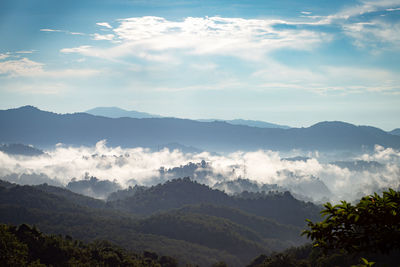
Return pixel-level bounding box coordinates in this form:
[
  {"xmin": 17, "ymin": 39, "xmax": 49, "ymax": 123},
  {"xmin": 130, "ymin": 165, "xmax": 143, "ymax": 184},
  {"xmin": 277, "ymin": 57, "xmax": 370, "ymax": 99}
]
[
  {"xmin": 62, "ymin": 16, "xmax": 330, "ymax": 62},
  {"xmin": 0, "ymin": 141, "xmax": 399, "ymax": 202}
]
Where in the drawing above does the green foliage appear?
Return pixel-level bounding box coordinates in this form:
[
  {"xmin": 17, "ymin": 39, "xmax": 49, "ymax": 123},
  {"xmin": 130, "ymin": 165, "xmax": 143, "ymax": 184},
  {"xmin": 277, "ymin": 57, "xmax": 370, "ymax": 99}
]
[
  {"xmin": 351, "ymin": 257, "xmax": 376, "ymax": 267},
  {"xmin": 303, "ymin": 189, "xmax": 400, "ymax": 254},
  {"xmin": 0, "ymin": 224, "xmax": 29, "ymax": 266},
  {"xmin": 0, "ymin": 223, "xmax": 177, "ymax": 266},
  {"xmin": 247, "ymin": 244, "xmax": 400, "ymax": 267},
  {"xmin": 0, "ymin": 179, "xmax": 322, "ymax": 266},
  {"xmin": 110, "ymin": 177, "xmax": 321, "ymax": 228}
]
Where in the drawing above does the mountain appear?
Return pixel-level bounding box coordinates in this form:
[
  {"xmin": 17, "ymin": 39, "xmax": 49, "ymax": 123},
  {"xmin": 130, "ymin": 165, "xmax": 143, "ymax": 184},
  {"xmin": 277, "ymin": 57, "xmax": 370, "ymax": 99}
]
[
  {"xmin": 0, "ymin": 172, "xmax": 62, "ymax": 187},
  {"xmin": 390, "ymin": 128, "xmax": 400, "ymax": 136},
  {"xmin": 0, "ymin": 179, "xmax": 317, "ymax": 266},
  {"xmin": 66, "ymin": 175, "xmax": 122, "ymax": 199},
  {"xmin": 198, "ymin": 118, "xmax": 290, "ymax": 129},
  {"xmin": 108, "ymin": 177, "xmax": 321, "ymax": 227},
  {"xmin": 0, "ymin": 143, "xmax": 44, "ymax": 156},
  {"xmin": 330, "ymin": 160, "xmax": 384, "ymax": 172},
  {"xmin": 0, "ymin": 223, "xmax": 179, "ymax": 267},
  {"xmin": 85, "ymin": 106, "xmax": 161, "ymax": 119},
  {"xmin": 86, "ymin": 106, "xmax": 290, "ymax": 129},
  {"xmin": 1, "ymin": 106, "xmax": 400, "ymax": 152}
]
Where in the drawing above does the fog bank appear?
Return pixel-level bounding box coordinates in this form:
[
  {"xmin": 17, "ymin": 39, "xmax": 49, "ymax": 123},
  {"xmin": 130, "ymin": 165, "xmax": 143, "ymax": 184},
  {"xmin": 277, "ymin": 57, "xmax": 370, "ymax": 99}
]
[{"xmin": 0, "ymin": 141, "xmax": 399, "ymax": 202}]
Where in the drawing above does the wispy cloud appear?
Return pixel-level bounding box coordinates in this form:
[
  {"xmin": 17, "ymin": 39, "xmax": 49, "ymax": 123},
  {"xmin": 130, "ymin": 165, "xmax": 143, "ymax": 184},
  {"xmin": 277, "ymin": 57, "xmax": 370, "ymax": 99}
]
[
  {"xmin": 343, "ymin": 21, "xmax": 400, "ymax": 50},
  {"xmin": 40, "ymin": 28, "xmax": 62, "ymax": 32},
  {"xmin": 253, "ymin": 62, "xmax": 400, "ymax": 95},
  {"xmin": 298, "ymin": 1, "xmax": 400, "ymax": 51},
  {"xmin": 0, "ymin": 58, "xmax": 43, "ymax": 77},
  {"xmin": 16, "ymin": 50, "xmax": 35, "ymax": 54},
  {"xmin": 40, "ymin": 28, "xmax": 84, "ymax": 35},
  {"xmin": 92, "ymin": 33, "xmax": 115, "ymax": 41},
  {"xmin": 96, "ymin": 22, "xmax": 112, "ymax": 29},
  {"xmin": 60, "ymin": 45, "xmax": 92, "ymax": 54},
  {"xmin": 0, "ymin": 53, "xmax": 10, "ymax": 60},
  {"xmin": 0, "ymin": 57, "xmax": 100, "ymax": 78},
  {"xmin": 386, "ymin": 7, "xmax": 400, "ymax": 11}
]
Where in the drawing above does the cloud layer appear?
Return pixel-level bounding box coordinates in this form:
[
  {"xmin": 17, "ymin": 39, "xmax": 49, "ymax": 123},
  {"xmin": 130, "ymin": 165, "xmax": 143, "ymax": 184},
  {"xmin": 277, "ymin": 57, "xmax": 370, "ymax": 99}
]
[{"xmin": 0, "ymin": 141, "xmax": 399, "ymax": 203}]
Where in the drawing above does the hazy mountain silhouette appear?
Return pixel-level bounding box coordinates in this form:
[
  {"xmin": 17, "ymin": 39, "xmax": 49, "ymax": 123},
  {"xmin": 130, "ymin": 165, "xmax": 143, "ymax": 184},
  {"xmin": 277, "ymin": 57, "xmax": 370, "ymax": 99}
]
[
  {"xmin": 330, "ymin": 160, "xmax": 384, "ymax": 172},
  {"xmin": 390, "ymin": 128, "xmax": 400, "ymax": 136},
  {"xmin": 0, "ymin": 143, "xmax": 44, "ymax": 156},
  {"xmin": 86, "ymin": 106, "xmax": 290, "ymax": 128},
  {"xmin": 85, "ymin": 106, "xmax": 161, "ymax": 119},
  {"xmin": 198, "ymin": 118, "xmax": 290, "ymax": 129},
  {"xmin": 1, "ymin": 106, "xmax": 400, "ymax": 152}
]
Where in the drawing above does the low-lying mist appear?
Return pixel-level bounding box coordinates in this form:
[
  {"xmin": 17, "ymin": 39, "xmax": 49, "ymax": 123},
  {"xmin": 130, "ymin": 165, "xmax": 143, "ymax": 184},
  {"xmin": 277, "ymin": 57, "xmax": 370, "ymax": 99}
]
[{"xmin": 0, "ymin": 140, "xmax": 399, "ymax": 203}]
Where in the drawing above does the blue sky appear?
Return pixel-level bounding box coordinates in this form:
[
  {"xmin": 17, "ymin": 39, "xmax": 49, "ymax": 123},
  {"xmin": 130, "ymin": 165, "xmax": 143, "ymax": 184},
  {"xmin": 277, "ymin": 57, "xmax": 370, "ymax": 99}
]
[{"xmin": 0, "ymin": 0, "xmax": 399, "ymax": 130}]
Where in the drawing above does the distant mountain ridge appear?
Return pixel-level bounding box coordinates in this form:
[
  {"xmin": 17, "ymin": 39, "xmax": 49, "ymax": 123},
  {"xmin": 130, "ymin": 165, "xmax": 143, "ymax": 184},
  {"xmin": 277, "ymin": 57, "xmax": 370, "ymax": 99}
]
[
  {"xmin": 86, "ymin": 106, "xmax": 161, "ymax": 119},
  {"xmin": 86, "ymin": 106, "xmax": 290, "ymax": 129},
  {"xmin": 0, "ymin": 143, "xmax": 44, "ymax": 156},
  {"xmin": 390, "ymin": 128, "xmax": 400, "ymax": 136},
  {"xmin": 197, "ymin": 118, "xmax": 290, "ymax": 129},
  {"xmin": 1, "ymin": 106, "xmax": 400, "ymax": 152}
]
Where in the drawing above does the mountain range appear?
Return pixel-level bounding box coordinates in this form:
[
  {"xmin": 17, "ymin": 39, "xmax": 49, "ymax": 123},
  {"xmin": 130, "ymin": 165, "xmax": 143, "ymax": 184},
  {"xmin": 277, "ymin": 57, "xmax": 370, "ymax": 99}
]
[
  {"xmin": 0, "ymin": 178, "xmax": 319, "ymax": 266},
  {"xmin": 86, "ymin": 106, "xmax": 290, "ymax": 129},
  {"xmin": 1, "ymin": 106, "xmax": 400, "ymax": 152}
]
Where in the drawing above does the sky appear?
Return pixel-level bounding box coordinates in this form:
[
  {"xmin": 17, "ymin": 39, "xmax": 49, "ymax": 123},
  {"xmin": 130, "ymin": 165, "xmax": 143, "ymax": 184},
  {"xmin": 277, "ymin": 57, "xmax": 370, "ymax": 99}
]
[{"xmin": 0, "ymin": 0, "xmax": 399, "ymax": 130}]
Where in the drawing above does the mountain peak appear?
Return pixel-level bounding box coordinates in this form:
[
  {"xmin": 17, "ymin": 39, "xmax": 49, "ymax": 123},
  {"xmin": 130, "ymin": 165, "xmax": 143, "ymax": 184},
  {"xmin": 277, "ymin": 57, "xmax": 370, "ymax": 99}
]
[
  {"xmin": 16, "ymin": 105, "xmax": 41, "ymax": 112},
  {"xmin": 310, "ymin": 121, "xmax": 356, "ymax": 129}
]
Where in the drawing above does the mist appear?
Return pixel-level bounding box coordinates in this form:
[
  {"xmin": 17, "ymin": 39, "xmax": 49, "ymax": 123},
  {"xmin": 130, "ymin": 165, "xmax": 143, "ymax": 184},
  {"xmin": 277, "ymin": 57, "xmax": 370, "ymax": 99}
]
[{"xmin": 0, "ymin": 140, "xmax": 399, "ymax": 203}]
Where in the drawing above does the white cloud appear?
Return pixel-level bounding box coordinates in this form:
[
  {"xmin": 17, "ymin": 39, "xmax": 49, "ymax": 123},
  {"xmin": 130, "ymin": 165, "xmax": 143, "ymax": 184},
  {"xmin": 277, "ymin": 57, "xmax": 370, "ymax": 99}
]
[
  {"xmin": 40, "ymin": 28, "xmax": 84, "ymax": 35},
  {"xmin": 343, "ymin": 21, "xmax": 400, "ymax": 50},
  {"xmin": 16, "ymin": 50, "xmax": 35, "ymax": 54},
  {"xmin": 0, "ymin": 53, "xmax": 9, "ymax": 60},
  {"xmin": 92, "ymin": 33, "xmax": 115, "ymax": 41},
  {"xmin": 300, "ymin": 1, "xmax": 400, "ymax": 50},
  {"xmin": 40, "ymin": 28, "xmax": 62, "ymax": 32},
  {"xmin": 386, "ymin": 7, "xmax": 400, "ymax": 11},
  {"xmin": 96, "ymin": 22, "xmax": 112, "ymax": 29},
  {"xmin": 69, "ymin": 32, "xmax": 84, "ymax": 35},
  {"xmin": 0, "ymin": 58, "xmax": 43, "ymax": 77},
  {"xmin": 60, "ymin": 45, "xmax": 93, "ymax": 54},
  {"xmin": 0, "ymin": 141, "xmax": 399, "ymax": 202},
  {"xmin": 61, "ymin": 16, "xmax": 330, "ymax": 62},
  {"xmin": 0, "ymin": 57, "xmax": 100, "ymax": 78}
]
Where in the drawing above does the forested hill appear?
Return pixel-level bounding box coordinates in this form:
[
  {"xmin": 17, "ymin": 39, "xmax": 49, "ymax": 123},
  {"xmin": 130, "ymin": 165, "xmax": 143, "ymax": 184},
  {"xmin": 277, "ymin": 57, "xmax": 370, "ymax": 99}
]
[
  {"xmin": 1, "ymin": 106, "xmax": 400, "ymax": 151},
  {"xmin": 108, "ymin": 177, "xmax": 321, "ymax": 227},
  {"xmin": 0, "ymin": 179, "xmax": 320, "ymax": 266}
]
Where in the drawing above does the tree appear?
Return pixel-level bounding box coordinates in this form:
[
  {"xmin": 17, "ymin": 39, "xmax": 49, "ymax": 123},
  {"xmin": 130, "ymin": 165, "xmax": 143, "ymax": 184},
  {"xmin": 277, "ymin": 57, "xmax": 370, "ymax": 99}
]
[{"xmin": 302, "ymin": 189, "xmax": 400, "ymax": 254}]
